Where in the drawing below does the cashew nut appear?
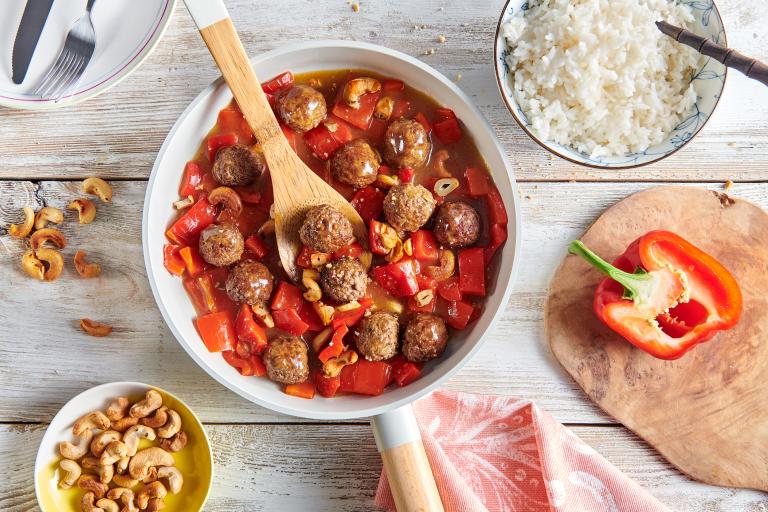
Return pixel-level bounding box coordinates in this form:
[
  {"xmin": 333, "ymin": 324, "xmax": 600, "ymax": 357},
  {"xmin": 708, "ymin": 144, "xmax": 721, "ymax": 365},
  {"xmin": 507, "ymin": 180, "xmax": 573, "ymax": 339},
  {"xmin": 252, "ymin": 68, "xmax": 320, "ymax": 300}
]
[
  {"xmin": 376, "ymin": 173, "xmax": 399, "ymax": 189},
  {"xmin": 112, "ymin": 474, "xmax": 140, "ymax": 488},
  {"xmin": 414, "ymin": 289, "xmax": 434, "ymax": 307},
  {"xmin": 251, "ymin": 303, "xmax": 275, "ymax": 328},
  {"xmin": 36, "ymin": 247, "xmax": 65, "ymax": 281},
  {"xmin": 80, "ymin": 318, "xmax": 113, "ymax": 337},
  {"xmin": 172, "ymin": 195, "xmax": 194, "ymax": 210},
  {"xmin": 146, "ymin": 499, "xmax": 166, "ymax": 512},
  {"xmin": 60, "ymin": 429, "xmax": 93, "ymax": 460},
  {"xmin": 123, "ymin": 424, "xmax": 157, "ymax": 456},
  {"xmin": 128, "ymin": 447, "xmax": 174, "ymax": 480},
  {"xmin": 96, "ymin": 499, "xmax": 120, "ymax": 512},
  {"xmin": 111, "ymin": 416, "xmax": 139, "ymax": 433},
  {"xmin": 257, "ymin": 218, "xmax": 275, "ymax": 237},
  {"xmin": 30, "ymin": 227, "xmax": 67, "ymax": 250},
  {"xmin": 91, "ymin": 430, "xmax": 122, "ymax": 457},
  {"xmin": 81, "ymin": 491, "xmax": 106, "ymax": 512},
  {"xmin": 68, "ymin": 198, "xmax": 97, "ymax": 224},
  {"xmin": 9, "ymin": 206, "xmax": 34, "ymax": 238},
  {"xmin": 21, "ymin": 250, "xmax": 45, "ymax": 280},
  {"xmin": 158, "ymin": 431, "xmax": 187, "ymax": 453},
  {"xmin": 136, "ymin": 481, "xmax": 167, "ymax": 510},
  {"xmin": 116, "ymin": 456, "xmax": 130, "ymax": 475},
  {"xmin": 425, "ymin": 249, "xmax": 456, "ymax": 281},
  {"xmin": 74, "ymin": 410, "xmax": 110, "ymax": 436},
  {"xmin": 78, "ymin": 474, "xmax": 108, "ymax": 499},
  {"xmin": 302, "ymin": 269, "xmax": 322, "ymax": 302},
  {"xmin": 343, "ymin": 77, "xmax": 381, "ymax": 109},
  {"xmin": 34, "ymin": 206, "xmax": 64, "ymax": 230},
  {"xmin": 82, "ymin": 456, "xmax": 113, "ymax": 483},
  {"xmin": 208, "ymin": 186, "xmax": 243, "ymax": 222},
  {"xmin": 385, "ymin": 238, "xmax": 404, "ymax": 263},
  {"xmin": 100, "ymin": 441, "xmax": 129, "ymax": 466},
  {"xmin": 314, "ymin": 303, "xmax": 335, "ymax": 327},
  {"xmin": 143, "ymin": 466, "xmax": 159, "ymax": 484},
  {"xmin": 156, "ymin": 466, "xmax": 183, "ymax": 494},
  {"xmin": 58, "ymin": 459, "xmax": 82, "ymax": 489},
  {"xmin": 322, "ymin": 349, "xmax": 359, "ymax": 377},
  {"xmin": 403, "ymin": 238, "xmax": 413, "ymax": 256},
  {"xmin": 157, "ymin": 410, "xmax": 181, "ymax": 439},
  {"xmin": 74, "ymin": 250, "xmax": 101, "ymax": 278},
  {"xmin": 83, "ymin": 177, "xmax": 113, "ymax": 203},
  {"xmin": 311, "ymin": 326, "xmax": 333, "ymax": 353},
  {"xmin": 431, "ymin": 149, "xmax": 452, "ymax": 178},
  {"xmin": 140, "ymin": 406, "xmax": 168, "ymax": 429},
  {"xmin": 129, "ymin": 390, "xmax": 163, "ymax": 419},
  {"xmin": 107, "ymin": 488, "xmax": 138, "ymax": 512},
  {"xmin": 310, "ymin": 252, "xmax": 330, "ymax": 268},
  {"xmin": 374, "ymin": 96, "xmax": 395, "ymax": 121},
  {"xmin": 106, "ymin": 397, "xmax": 130, "ymax": 421}
]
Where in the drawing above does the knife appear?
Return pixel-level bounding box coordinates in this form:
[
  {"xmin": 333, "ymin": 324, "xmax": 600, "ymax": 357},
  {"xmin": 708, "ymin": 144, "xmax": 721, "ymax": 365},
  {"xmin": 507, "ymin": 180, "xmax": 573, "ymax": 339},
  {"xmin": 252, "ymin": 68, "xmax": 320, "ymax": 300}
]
[{"xmin": 12, "ymin": 0, "xmax": 55, "ymax": 85}]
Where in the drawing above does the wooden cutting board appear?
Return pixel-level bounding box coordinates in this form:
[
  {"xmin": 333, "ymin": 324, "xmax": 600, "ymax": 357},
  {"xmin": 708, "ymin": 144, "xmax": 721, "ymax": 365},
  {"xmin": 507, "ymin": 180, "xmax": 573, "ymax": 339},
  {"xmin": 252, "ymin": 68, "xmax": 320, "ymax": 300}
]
[{"xmin": 546, "ymin": 186, "xmax": 768, "ymax": 491}]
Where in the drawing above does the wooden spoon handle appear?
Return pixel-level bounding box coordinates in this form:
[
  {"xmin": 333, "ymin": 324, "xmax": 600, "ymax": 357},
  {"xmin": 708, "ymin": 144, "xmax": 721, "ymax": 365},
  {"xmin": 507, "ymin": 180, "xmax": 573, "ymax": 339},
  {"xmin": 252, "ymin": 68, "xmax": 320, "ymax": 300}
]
[
  {"xmin": 656, "ymin": 20, "xmax": 768, "ymax": 87},
  {"xmin": 184, "ymin": 0, "xmax": 286, "ymax": 151},
  {"xmin": 372, "ymin": 406, "xmax": 444, "ymax": 512}
]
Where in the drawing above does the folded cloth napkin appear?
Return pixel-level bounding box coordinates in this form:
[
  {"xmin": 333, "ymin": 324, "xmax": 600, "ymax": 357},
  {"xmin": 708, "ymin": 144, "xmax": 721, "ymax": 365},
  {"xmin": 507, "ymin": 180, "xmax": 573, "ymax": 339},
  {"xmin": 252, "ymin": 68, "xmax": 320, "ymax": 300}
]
[{"xmin": 375, "ymin": 391, "xmax": 669, "ymax": 512}]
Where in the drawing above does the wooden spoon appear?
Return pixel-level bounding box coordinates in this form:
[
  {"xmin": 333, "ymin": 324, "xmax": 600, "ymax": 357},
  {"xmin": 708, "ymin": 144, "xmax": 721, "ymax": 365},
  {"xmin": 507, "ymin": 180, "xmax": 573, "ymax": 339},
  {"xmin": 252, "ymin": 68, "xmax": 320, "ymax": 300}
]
[{"xmin": 184, "ymin": 1, "xmax": 367, "ymax": 282}]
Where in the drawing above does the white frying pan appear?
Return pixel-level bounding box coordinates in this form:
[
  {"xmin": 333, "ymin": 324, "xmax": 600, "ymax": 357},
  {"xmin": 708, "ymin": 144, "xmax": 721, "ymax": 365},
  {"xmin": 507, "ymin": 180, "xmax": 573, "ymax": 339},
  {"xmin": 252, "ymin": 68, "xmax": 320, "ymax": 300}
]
[{"xmin": 143, "ymin": 1, "xmax": 521, "ymax": 509}]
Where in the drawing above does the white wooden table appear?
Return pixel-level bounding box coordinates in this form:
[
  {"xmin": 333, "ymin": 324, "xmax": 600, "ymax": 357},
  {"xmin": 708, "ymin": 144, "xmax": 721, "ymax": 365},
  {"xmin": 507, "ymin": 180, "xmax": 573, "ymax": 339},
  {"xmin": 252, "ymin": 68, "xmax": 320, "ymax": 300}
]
[{"xmin": 1, "ymin": 1, "xmax": 767, "ymax": 510}]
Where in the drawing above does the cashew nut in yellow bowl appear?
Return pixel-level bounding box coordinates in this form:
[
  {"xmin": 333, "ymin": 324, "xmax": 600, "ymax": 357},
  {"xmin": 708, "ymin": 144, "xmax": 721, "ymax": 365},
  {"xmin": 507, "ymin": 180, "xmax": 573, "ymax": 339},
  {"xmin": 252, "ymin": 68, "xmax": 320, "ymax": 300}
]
[{"xmin": 35, "ymin": 382, "xmax": 212, "ymax": 512}]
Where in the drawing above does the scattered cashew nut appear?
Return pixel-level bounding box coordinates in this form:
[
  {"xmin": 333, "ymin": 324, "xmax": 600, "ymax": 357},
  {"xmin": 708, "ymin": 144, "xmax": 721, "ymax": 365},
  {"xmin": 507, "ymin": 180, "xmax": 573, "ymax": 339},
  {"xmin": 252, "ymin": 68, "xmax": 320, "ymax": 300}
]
[
  {"xmin": 106, "ymin": 397, "xmax": 130, "ymax": 421},
  {"xmin": 123, "ymin": 424, "xmax": 157, "ymax": 456},
  {"xmin": 100, "ymin": 441, "xmax": 129, "ymax": 466},
  {"xmin": 60, "ymin": 429, "xmax": 93, "ymax": 460},
  {"xmin": 83, "ymin": 177, "xmax": 113, "ymax": 203},
  {"xmin": 68, "ymin": 198, "xmax": 97, "ymax": 224},
  {"xmin": 322, "ymin": 349, "xmax": 359, "ymax": 377},
  {"xmin": 96, "ymin": 498, "xmax": 120, "ymax": 512},
  {"xmin": 156, "ymin": 466, "xmax": 183, "ymax": 494},
  {"xmin": 81, "ymin": 491, "xmax": 105, "ymax": 512},
  {"xmin": 343, "ymin": 77, "xmax": 381, "ymax": 109},
  {"xmin": 158, "ymin": 431, "xmax": 187, "ymax": 453},
  {"xmin": 136, "ymin": 481, "xmax": 167, "ymax": 510},
  {"xmin": 74, "ymin": 250, "xmax": 102, "ymax": 278},
  {"xmin": 91, "ymin": 430, "xmax": 122, "ymax": 457},
  {"xmin": 129, "ymin": 390, "xmax": 163, "ymax": 419},
  {"xmin": 78, "ymin": 474, "xmax": 108, "ymax": 499},
  {"xmin": 129, "ymin": 447, "xmax": 174, "ymax": 480},
  {"xmin": 157, "ymin": 410, "xmax": 181, "ymax": 439},
  {"xmin": 37, "ymin": 247, "xmax": 65, "ymax": 281},
  {"xmin": 34, "ymin": 206, "xmax": 64, "ymax": 230},
  {"xmin": 9, "ymin": 206, "xmax": 34, "ymax": 238},
  {"xmin": 80, "ymin": 319, "xmax": 113, "ymax": 337},
  {"xmin": 21, "ymin": 250, "xmax": 45, "ymax": 280},
  {"xmin": 58, "ymin": 459, "xmax": 82, "ymax": 489},
  {"xmin": 140, "ymin": 406, "xmax": 168, "ymax": 429},
  {"xmin": 30, "ymin": 227, "xmax": 67, "ymax": 250}
]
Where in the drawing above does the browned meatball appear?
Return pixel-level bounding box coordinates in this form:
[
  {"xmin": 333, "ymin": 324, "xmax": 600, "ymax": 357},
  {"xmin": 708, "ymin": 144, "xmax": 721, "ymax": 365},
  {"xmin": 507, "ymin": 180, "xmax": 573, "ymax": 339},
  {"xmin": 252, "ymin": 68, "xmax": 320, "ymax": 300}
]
[
  {"xmin": 402, "ymin": 313, "xmax": 448, "ymax": 362},
  {"xmin": 331, "ymin": 138, "xmax": 381, "ymax": 188},
  {"xmin": 299, "ymin": 204, "xmax": 354, "ymax": 253},
  {"xmin": 433, "ymin": 201, "xmax": 481, "ymax": 248},
  {"xmin": 356, "ymin": 312, "xmax": 399, "ymax": 361},
  {"xmin": 212, "ymin": 144, "xmax": 265, "ymax": 187},
  {"xmin": 264, "ymin": 335, "xmax": 309, "ymax": 384},
  {"xmin": 198, "ymin": 224, "xmax": 244, "ymax": 267},
  {"xmin": 320, "ymin": 257, "xmax": 367, "ymax": 303},
  {"xmin": 383, "ymin": 183, "xmax": 436, "ymax": 233},
  {"xmin": 277, "ymin": 85, "xmax": 327, "ymax": 132},
  {"xmin": 383, "ymin": 118, "xmax": 431, "ymax": 169},
  {"xmin": 225, "ymin": 259, "xmax": 274, "ymax": 306}
]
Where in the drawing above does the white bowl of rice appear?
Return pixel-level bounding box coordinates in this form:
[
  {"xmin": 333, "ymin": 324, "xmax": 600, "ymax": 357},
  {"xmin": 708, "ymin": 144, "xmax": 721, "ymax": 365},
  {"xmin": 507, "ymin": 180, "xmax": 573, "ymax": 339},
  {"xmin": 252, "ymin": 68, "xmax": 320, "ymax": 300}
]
[{"xmin": 494, "ymin": 0, "xmax": 727, "ymax": 168}]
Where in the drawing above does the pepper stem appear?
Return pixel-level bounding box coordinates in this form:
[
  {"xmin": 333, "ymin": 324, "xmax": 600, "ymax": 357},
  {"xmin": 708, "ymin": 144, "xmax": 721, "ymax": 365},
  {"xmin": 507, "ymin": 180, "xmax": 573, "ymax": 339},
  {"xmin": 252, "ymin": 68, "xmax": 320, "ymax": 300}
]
[{"xmin": 568, "ymin": 240, "xmax": 657, "ymax": 304}]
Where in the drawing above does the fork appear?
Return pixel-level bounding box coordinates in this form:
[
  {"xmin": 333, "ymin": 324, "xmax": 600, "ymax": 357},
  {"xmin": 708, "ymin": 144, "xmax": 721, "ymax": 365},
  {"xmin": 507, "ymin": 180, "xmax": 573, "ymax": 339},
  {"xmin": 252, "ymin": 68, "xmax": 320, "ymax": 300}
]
[{"xmin": 33, "ymin": 0, "xmax": 97, "ymax": 102}]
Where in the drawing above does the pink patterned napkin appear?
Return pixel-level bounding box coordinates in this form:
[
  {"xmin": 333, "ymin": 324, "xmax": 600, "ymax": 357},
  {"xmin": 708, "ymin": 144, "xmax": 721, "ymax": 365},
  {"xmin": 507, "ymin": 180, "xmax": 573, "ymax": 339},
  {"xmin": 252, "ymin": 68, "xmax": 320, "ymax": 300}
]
[{"xmin": 375, "ymin": 391, "xmax": 669, "ymax": 512}]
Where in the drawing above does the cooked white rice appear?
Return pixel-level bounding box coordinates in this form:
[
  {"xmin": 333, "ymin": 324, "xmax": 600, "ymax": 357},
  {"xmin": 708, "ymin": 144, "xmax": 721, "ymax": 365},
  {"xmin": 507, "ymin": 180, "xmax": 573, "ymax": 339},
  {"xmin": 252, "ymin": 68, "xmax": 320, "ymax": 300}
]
[{"xmin": 502, "ymin": 0, "xmax": 701, "ymax": 158}]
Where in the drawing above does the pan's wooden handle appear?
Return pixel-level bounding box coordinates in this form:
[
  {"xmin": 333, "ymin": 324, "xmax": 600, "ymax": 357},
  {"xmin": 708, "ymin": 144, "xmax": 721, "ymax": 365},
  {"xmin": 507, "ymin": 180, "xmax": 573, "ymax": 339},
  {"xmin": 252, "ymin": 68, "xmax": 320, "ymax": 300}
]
[{"xmin": 372, "ymin": 405, "xmax": 444, "ymax": 512}]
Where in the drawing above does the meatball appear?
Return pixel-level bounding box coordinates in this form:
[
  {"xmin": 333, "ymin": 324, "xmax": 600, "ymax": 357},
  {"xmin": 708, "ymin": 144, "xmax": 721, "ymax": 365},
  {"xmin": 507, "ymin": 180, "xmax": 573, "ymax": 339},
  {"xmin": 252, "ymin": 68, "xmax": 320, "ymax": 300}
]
[
  {"xmin": 212, "ymin": 144, "xmax": 265, "ymax": 187},
  {"xmin": 331, "ymin": 138, "xmax": 381, "ymax": 188},
  {"xmin": 299, "ymin": 204, "xmax": 354, "ymax": 253},
  {"xmin": 402, "ymin": 313, "xmax": 449, "ymax": 362},
  {"xmin": 433, "ymin": 201, "xmax": 481, "ymax": 248},
  {"xmin": 383, "ymin": 183, "xmax": 436, "ymax": 233},
  {"xmin": 356, "ymin": 312, "xmax": 399, "ymax": 361},
  {"xmin": 225, "ymin": 259, "xmax": 274, "ymax": 306},
  {"xmin": 320, "ymin": 257, "xmax": 367, "ymax": 303},
  {"xmin": 277, "ymin": 85, "xmax": 327, "ymax": 132},
  {"xmin": 198, "ymin": 224, "xmax": 244, "ymax": 267},
  {"xmin": 264, "ymin": 335, "xmax": 309, "ymax": 384},
  {"xmin": 383, "ymin": 118, "xmax": 431, "ymax": 169}
]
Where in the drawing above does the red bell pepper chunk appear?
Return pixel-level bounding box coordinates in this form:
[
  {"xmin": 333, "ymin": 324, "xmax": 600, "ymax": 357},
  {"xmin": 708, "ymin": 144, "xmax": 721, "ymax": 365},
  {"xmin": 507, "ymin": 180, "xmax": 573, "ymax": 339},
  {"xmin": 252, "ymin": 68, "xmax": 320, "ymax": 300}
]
[
  {"xmin": 235, "ymin": 187, "xmax": 262, "ymax": 205},
  {"xmin": 299, "ymin": 300, "xmax": 325, "ymax": 332},
  {"xmin": 331, "ymin": 297, "xmax": 373, "ymax": 329},
  {"xmin": 166, "ymin": 197, "xmax": 217, "ymax": 246},
  {"xmin": 163, "ymin": 244, "xmax": 186, "ymax": 276},
  {"xmin": 235, "ymin": 304, "xmax": 268, "ymax": 354},
  {"xmin": 285, "ymin": 381, "xmax": 316, "ymax": 399},
  {"xmin": 339, "ymin": 359, "xmax": 393, "ymax": 396},
  {"xmin": 410, "ymin": 230, "xmax": 439, "ymax": 264},
  {"xmin": 195, "ymin": 311, "xmax": 236, "ymax": 352},
  {"xmin": 245, "ymin": 235, "xmax": 270, "ymax": 259},
  {"xmin": 414, "ymin": 112, "xmax": 431, "ymax": 133},
  {"xmin": 390, "ymin": 354, "xmax": 423, "ymax": 387},
  {"xmin": 435, "ymin": 107, "xmax": 456, "ymax": 119},
  {"xmin": 222, "ymin": 351, "xmax": 267, "ymax": 377},
  {"xmin": 271, "ymin": 282, "xmax": 304, "ymax": 311},
  {"xmin": 445, "ymin": 299, "xmax": 475, "ymax": 330},
  {"xmin": 332, "ymin": 90, "xmax": 381, "ymax": 130},
  {"xmin": 218, "ymin": 107, "xmax": 254, "ymax": 146},
  {"xmin": 432, "ymin": 116, "xmax": 462, "ymax": 145},
  {"xmin": 391, "ymin": 99, "xmax": 410, "ymax": 119},
  {"xmin": 382, "ymin": 79, "xmax": 404, "ymax": 91},
  {"xmin": 569, "ymin": 231, "xmax": 743, "ymax": 360},
  {"xmin": 367, "ymin": 118, "xmax": 388, "ymax": 143},
  {"xmin": 273, "ymin": 309, "xmax": 309, "ymax": 336},
  {"xmin": 261, "ymin": 71, "xmax": 294, "ymax": 94},
  {"xmin": 314, "ymin": 370, "xmax": 341, "ymax": 398},
  {"xmin": 398, "ymin": 167, "xmax": 414, "ymax": 183},
  {"xmin": 437, "ymin": 276, "xmax": 463, "ymax": 302},
  {"xmin": 207, "ymin": 132, "xmax": 238, "ymax": 162},
  {"xmin": 296, "ymin": 245, "xmax": 324, "ymax": 269},
  {"xmin": 485, "ymin": 224, "xmax": 508, "ymax": 264},
  {"xmin": 486, "ymin": 187, "xmax": 508, "ymax": 225},
  {"xmin": 464, "ymin": 167, "xmax": 491, "ymax": 197},
  {"xmin": 372, "ymin": 258, "xmax": 420, "ymax": 297},
  {"xmin": 179, "ymin": 161, "xmax": 204, "ymax": 198},
  {"xmin": 351, "ymin": 186, "xmax": 385, "ymax": 223},
  {"xmin": 333, "ymin": 242, "xmax": 364, "ymax": 260},
  {"xmin": 408, "ymin": 275, "xmax": 437, "ymax": 312},
  {"xmin": 458, "ymin": 248, "xmax": 486, "ymax": 296},
  {"xmin": 318, "ymin": 324, "xmax": 348, "ymax": 363},
  {"xmin": 369, "ymin": 220, "xmax": 392, "ymax": 255},
  {"xmin": 179, "ymin": 246, "xmax": 207, "ymax": 277},
  {"xmin": 303, "ymin": 117, "xmax": 354, "ymax": 160},
  {"xmin": 190, "ymin": 268, "xmax": 235, "ymax": 314}
]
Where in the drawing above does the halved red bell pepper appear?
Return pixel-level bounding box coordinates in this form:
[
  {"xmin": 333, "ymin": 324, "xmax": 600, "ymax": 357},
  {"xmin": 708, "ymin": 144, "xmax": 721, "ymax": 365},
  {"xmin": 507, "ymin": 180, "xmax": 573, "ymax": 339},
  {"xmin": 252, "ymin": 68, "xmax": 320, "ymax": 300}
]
[
  {"xmin": 372, "ymin": 258, "xmax": 420, "ymax": 297},
  {"xmin": 166, "ymin": 197, "xmax": 217, "ymax": 245},
  {"xmin": 236, "ymin": 304, "xmax": 268, "ymax": 355},
  {"xmin": 179, "ymin": 162, "xmax": 204, "ymax": 198},
  {"xmin": 332, "ymin": 90, "xmax": 381, "ymax": 130},
  {"xmin": 411, "ymin": 230, "xmax": 439, "ymax": 264},
  {"xmin": 339, "ymin": 359, "xmax": 393, "ymax": 396},
  {"xmin": 273, "ymin": 309, "xmax": 309, "ymax": 336},
  {"xmin": 351, "ymin": 186, "xmax": 385, "ymax": 223},
  {"xmin": 195, "ymin": 311, "xmax": 236, "ymax": 352},
  {"xmin": 314, "ymin": 370, "xmax": 341, "ymax": 398},
  {"xmin": 271, "ymin": 282, "xmax": 303, "ymax": 311},
  {"xmin": 390, "ymin": 354, "xmax": 423, "ymax": 387},
  {"xmin": 458, "ymin": 248, "xmax": 486, "ymax": 296},
  {"xmin": 261, "ymin": 71, "xmax": 294, "ymax": 94},
  {"xmin": 285, "ymin": 381, "xmax": 315, "ymax": 399},
  {"xmin": 179, "ymin": 246, "xmax": 207, "ymax": 277},
  {"xmin": 207, "ymin": 132, "xmax": 238, "ymax": 162},
  {"xmin": 318, "ymin": 324, "xmax": 348, "ymax": 363},
  {"xmin": 464, "ymin": 167, "xmax": 491, "ymax": 197},
  {"xmin": 245, "ymin": 235, "xmax": 270, "ymax": 259},
  {"xmin": 333, "ymin": 242, "xmax": 363, "ymax": 260},
  {"xmin": 163, "ymin": 244, "xmax": 186, "ymax": 276},
  {"xmin": 569, "ymin": 230, "xmax": 743, "ymax": 360}
]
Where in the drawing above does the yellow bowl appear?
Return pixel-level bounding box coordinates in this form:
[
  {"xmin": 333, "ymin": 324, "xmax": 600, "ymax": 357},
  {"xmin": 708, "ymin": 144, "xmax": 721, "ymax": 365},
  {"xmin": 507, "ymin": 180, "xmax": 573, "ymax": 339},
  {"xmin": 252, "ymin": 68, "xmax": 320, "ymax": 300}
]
[{"xmin": 35, "ymin": 382, "xmax": 212, "ymax": 511}]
